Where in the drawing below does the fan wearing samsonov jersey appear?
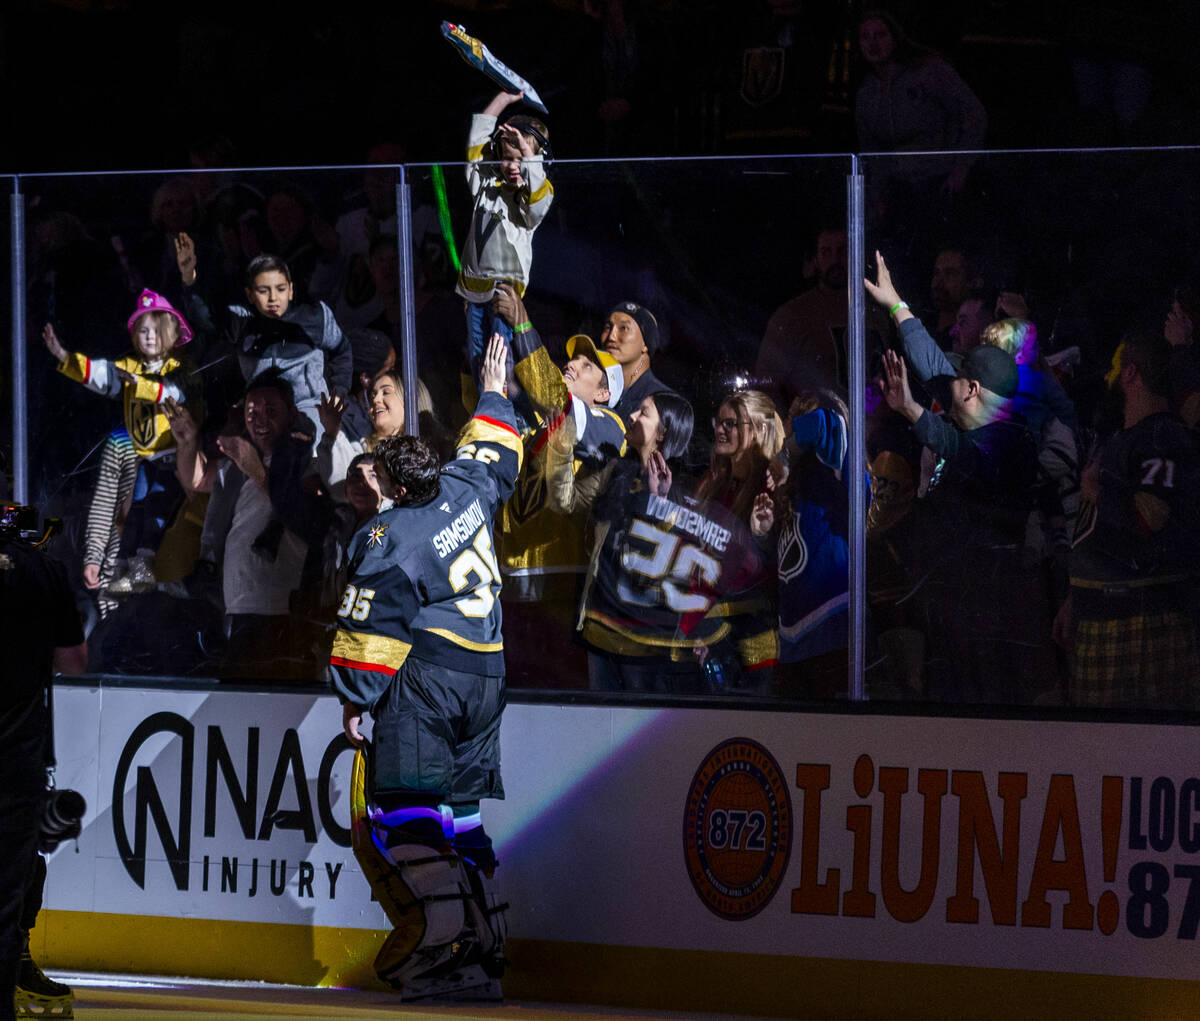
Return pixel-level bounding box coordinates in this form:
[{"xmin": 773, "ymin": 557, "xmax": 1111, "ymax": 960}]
[
  {"xmin": 547, "ymin": 389, "xmax": 771, "ymax": 693},
  {"xmin": 329, "ymin": 334, "xmax": 521, "ymax": 998}
]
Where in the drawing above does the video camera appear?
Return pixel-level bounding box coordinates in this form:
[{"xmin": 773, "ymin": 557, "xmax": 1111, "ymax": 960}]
[
  {"xmin": 0, "ymin": 503, "xmax": 61, "ymax": 549},
  {"xmin": 0, "ymin": 504, "xmax": 84, "ymax": 848}
]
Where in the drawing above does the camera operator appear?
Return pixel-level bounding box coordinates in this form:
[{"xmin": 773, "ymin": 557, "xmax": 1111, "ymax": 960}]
[{"xmin": 0, "ymin": 507, "xmax": 86, "ymax": 1021}]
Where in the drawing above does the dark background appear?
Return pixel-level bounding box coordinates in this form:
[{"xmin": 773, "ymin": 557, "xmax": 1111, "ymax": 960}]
[{"xmin": 4, "ymin": 0, "xmax": 1200, "ymax": 172}]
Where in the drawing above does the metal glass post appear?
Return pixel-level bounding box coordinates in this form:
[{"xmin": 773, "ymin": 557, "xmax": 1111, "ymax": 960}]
[
  {"xmin": 846, "ymin": 160, "xmax": 867, "ymax": 700},
  {"xmin": 11, "ymin": 181, "xmax": 27, "ymax": 504},
  {"xmin": 396, "ymin": 165, "xmax": 419, "ymax": 436}
]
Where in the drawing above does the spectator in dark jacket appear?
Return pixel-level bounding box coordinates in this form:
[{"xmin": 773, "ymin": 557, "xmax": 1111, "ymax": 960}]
[{"xmin": 868, "ymin": 252, "xmax": 1045, "ymax": 704}]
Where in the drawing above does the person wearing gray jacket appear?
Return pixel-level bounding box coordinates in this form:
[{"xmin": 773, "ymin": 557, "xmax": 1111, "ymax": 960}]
[{"xmin": 176, "ymin": 236, "xmax": 352, "ymax": 444}]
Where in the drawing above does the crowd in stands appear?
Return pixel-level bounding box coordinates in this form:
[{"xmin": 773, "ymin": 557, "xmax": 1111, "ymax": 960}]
[{"xmin": 12, "ymin": 12, "xmax": 1200, "ymax": 714}]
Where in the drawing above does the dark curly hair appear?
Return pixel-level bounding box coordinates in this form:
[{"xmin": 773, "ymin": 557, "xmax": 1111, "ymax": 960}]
[{"xmin": 372, "ymin": 434, "xmax": 441, "ymax": 506}]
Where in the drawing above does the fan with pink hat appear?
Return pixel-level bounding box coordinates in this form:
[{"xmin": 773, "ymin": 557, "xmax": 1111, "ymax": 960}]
[{"xmin": 42, "ymin": 287, "xmax": 200, "ymax": 599}]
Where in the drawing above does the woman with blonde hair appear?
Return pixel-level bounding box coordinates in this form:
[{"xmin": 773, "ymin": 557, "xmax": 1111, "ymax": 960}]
[
  {"xmin": 978, "ymin": 318, "xmax": 1076, "ymax": 438},
  {"xmin": 692, "ymin": 388, "xmax": 785, "ymax": 691},
  {"xmin": 695, "ymin": 388, "xmax": 785, "ymax": 519}
]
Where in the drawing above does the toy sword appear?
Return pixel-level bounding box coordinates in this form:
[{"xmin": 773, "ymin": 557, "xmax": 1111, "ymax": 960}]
[{"xmin": 441, "ymin": 21, "xmax": 549, "ymax": 115}]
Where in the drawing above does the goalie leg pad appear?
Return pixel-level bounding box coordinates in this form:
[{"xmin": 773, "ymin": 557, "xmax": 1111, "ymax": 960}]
[{"xmin": 350, "ymin": 749, "xmax": 504, "ymax": 989}]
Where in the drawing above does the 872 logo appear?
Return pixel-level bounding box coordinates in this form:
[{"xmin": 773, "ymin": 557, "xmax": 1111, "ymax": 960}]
[{"xmin": 683, "ymin": 738, "xmax": 792, "ymax": 920}]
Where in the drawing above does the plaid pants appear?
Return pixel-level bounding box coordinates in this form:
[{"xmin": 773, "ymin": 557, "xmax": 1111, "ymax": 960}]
[{"xmin": 1072, "ymin": 609, "xmax": 1200, "ymax": 710}]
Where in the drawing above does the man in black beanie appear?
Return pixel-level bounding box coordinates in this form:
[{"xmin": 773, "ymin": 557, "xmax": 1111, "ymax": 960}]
[{"xmin": 601, "ymin": 301, "xmax": 677, "ymax": 423}]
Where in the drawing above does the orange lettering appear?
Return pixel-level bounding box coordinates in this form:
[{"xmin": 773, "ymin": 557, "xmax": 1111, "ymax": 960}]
[
  {"xmin": 791, "ymin": 763, "xmax": 840, "ymax": 915},
  {"xmin": 947, "ymin": 771, "xmax": 1027, "ymax": 925},
  {"xmin": 880, "ymin": 767, "xmax": 947, "ymax": 923},
  {"xmin": 1020, "ymin": 774, "xmax": 1093, "ymax": 929}
]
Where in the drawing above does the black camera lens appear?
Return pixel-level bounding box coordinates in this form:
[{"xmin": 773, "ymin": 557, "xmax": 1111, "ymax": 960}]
[{"xmin": 39, "ymin": 788, "xmax": 86, "ymax": 852}]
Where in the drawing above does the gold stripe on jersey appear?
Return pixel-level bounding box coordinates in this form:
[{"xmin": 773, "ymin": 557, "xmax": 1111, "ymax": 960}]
[
  {"xmin": 528, "ymin": 178, "xmax": 554, "ymax": 204},
  {"xmin": 738, "ymin": 628, "xmax": 780, "ymax": 669},
  {"xmin": 330, "ymin": 630, "xmax": 411, "ymax": 673},
  {"xmin": 421, "ymin": 627, "xmax": 504, "ymax": 653},
  {"xmin": 582, "ymin": 612, "xmax": 732, "ymax": 653},
  {"xmin": 515, "ymin": 345, "xmax": 568, "ymax": 413},
  {"xmin": 458, "ymin": 274, "xmax": 528, "ymax": 298},
  {"xmin": 708, "ymin": 597, "xmax": 770, "ymax": 619},
  {"xmin": 594, "ymin": 407, "xmax": 627, "ymax": 452},
  {"xmin": 467, "ymin": 143, "xmax": 487, "ymax": 161},
  {"xmin": 457, "ymin": 415, "xmax": 525, "ymax": 469}
]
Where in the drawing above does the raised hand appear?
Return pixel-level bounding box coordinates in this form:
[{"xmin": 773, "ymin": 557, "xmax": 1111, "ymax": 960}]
[
  {"xmin": 646, "ymin": 450, "xmax": 672, "ymax": 496},
  {"xmin": 483, "ymin": 90, "xmax": 525, "ymax": 118},
  {"xmin": 863, "ymin": 249, "xmax": 903, "ymax": 312},
  {"xmin": 163, "ymin": 397, "xmax": 198, "ymax": 448},
  {"xmin": 217, "ymin": 434, "xmax": 265, "ymax": 482},
  {"xmin": 880, "ymin": 349, "xmax": 921, "ymax": 422},
  {"xmin": 480, "ymin": 332, "xmax": 509, "ymax": 396},
  {"xmin": 492, "ymin": 282, "xmax": 526, "ymax": 329},
  {"xmin": 42, "ymin": 323, "xmax": 68, "ymax": 364},
  {"xmin": 751, "ymin": 491, "xmax": 775, "ymax": 537},
  {"xmin": 1165, "ymin": 301, "xmax": 1193, "ymax": 347},
  {"xmin": 498, "ymin": 122, "xmax": 536, "ymax": 159},
  {"xmin": 317, "ymin": 392, "xmax": 346, "ymax": 438},
  {"xmin": 174, "ymin": 232, "xmax": 197, "ymax": 286}
]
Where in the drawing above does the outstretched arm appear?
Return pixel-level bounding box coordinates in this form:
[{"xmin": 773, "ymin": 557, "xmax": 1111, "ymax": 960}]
[
  {"xmin": 482, "ymin": 90, "xmax": 525, "ymax": 118},
  {"xmin": 863, "ymin": 250, "xmax": 914, "ymax": 326},
  {"xmin": 47, "ymin": 323, "xmax": 126, "ymax": 398},
  {"xmin": 498, "ymin": 283, "xmax": 571, "ymax": 416},
  {"xmin": 880, "ymin": 349, "xmax": 924, "ymax": 425},
  {"xmin": 454, "ymin": 333, "xmax": 524, "ymax": 506},
  {"xmin": 866, "ymin": 250, "xmax": 955, "ymax": 384},
  {"xmin": 42, "ymin": 323, "xmax": 68, "ymax": 364}
]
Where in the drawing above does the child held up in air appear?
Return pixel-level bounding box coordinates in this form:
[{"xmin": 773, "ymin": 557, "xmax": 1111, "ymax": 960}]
[{"xmin": 457, "ymin": 90, "xmax": 553, "ymax": 384}]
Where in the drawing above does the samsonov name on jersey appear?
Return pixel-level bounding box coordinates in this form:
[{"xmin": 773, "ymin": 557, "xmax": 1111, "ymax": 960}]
[
  {"xmin": 432, "ymin": 499, "xmax": 488, "ymax": 559},
  {"xmin": 645, "ymin": 493, "xmax": 731, "ymax": 553}
]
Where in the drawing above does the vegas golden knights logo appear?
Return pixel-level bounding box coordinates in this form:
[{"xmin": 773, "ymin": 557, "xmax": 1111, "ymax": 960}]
[
  {"xmin": 507, "ymin": 470, "xmax": 547, "ymax": 528},
  {"xmin": 129, "ymin": 399, "xmax": 158, "ymax": 450},
  {"xmin": 741, "ymin": 47, "xmax": 784, "ymax": 108}
]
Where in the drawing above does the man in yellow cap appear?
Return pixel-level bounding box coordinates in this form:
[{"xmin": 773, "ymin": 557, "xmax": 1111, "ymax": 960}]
[{"xmin": 490, "ymin": 284, "xmax": 626, "ymax": 688}]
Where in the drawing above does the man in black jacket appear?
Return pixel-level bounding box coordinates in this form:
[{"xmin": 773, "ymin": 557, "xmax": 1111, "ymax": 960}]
[{"xmin": 869, "ymin": 252, "xmax": 1042, "ymax": 703}]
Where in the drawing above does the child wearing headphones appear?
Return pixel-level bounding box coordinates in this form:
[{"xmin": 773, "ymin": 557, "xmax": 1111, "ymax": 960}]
[{"xmin": 457, "ymin": 90, "xmax": 553, "ymax": 384}]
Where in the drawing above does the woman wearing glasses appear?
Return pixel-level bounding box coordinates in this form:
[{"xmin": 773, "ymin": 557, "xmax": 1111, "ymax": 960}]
[{"xmin": 692, "ymin": 389, "xmax": 785, "ymax": 692}]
